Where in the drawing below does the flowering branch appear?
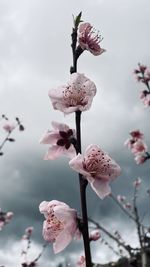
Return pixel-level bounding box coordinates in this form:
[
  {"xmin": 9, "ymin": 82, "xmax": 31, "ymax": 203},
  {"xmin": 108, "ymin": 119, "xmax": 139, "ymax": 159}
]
[
  {"xmin": 124, "ymin": 130, "xmax": 150, "ymax": 165},
  {"xmin": 39, "ymin": 12, "xmax": 121, "ymax": 267},
  {"xmin": 110, "ymin": 193, "xmax": 135, "ymax": 221},
  {"xmin": 71, "ymin": 14, "xmax": 92, "ymax": 266},
  {"xmin": 0, "ymin": 116, "xmax": 24, "ymax": 156},
  {"xmin": 134, "ymin": 63, "xmax": 150, "ymax": 107},
  {"xmin": 88, "ymin": 218, "xmax": 133, "ymax": 257},
  {"xmin": 21, "ymin": 227, "xmax": 47, "ymax": 267},
  {"xmin": 100, "ymin": 237, "xmax": 122, "ymax": 257}
]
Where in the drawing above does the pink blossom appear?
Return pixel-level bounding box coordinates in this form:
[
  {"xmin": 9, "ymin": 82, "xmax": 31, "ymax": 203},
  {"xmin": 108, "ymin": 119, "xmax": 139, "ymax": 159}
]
[
  {"xmin": 78, "ymin": 22, "xmax": 106, "ymax": 56},
  {"xmin": 117, "ymin": 195, "xmax": 126, "ymax": 203},
  {"xmin": 69, "ymin": 145, "xmax": 121, "ymax": 199},
  {"xmin": 25, "ymin": 226, "xmax": 34, "ymax": 235},
  {"xmin": 140, "ymin": 91, "xmax": 150, "ymax": 107},
  {"xmin": 77, "ymin": 255, "xmax": 86, "ymax": 267},
  {"xmin": 124, "ymin": 138, "xmax": 135, "ymax": 150},
  {"xmin": 131, "ymin": 140, "xmax": 148, "ymax": 155},
  {"xmin": 145, "ymin": 67, "xmax": 150, "ymax": 75},
  {"xmin": 39, "ymin": 200, "xmax": 80, "ymax": 254},
  {"xmin": 125, "ymin": 203, "xmax": 132, "ymax": 209},
  {"xmin": 140, "ymin": 90, "xmax": 148, "ymax": 100},
  {"xmin": 40, "ymin": 121, "xmax": 76, "ymax": 160},
  {"xmin": 142, "ymin": 94, "xmax": 150, "ymax": 107},
  {"xmin": 5, "ymin": 211, "xmax": 13, "ymax": 222},
  {"xmin": 3, "ymin": 122, "xmax": 15, "ymax": 132},
  {"xmin": 134, "ymin": 154, "xmax": 146, "ymax": 165},
  {"xmin": 0, "ymin": 210, "xmax": 13, "ymax": 230},
  {"xmin": 133, "ymin": 177, "xmax": 142, "ymax": 188},
  {"xmin": 130, "ymin": 130, "xmax": 144, "ymax": 140},
  {"xmin": 89, "ymin": 229, "xmax": 101, "ymax": 241},
  {"xmin": 139, "ymin": 64, "xmax": 147, "ymax": 73},
  {"xmin": 49, "ymin": 73, "xmax": 96, "ymax": 114}
]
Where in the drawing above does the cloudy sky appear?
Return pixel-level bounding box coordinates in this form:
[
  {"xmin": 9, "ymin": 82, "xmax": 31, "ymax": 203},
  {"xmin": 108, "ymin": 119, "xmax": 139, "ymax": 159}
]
[{"xmin": 0, "ymin": 0, "xmax": 150, "ymax": 266}]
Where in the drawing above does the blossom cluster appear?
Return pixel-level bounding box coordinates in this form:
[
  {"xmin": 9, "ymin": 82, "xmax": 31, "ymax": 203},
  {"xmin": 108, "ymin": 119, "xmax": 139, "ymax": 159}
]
[
  {"xmin": 0, "ymin": 209, "xmax": 13, "ymax": 230},
  {"xmin": 134, "ymin": 63, "xmax": 150, "ymax": 107},
  {"xmin": 124, "ymin": 130, "xmax": 150, "ymax": 164}
]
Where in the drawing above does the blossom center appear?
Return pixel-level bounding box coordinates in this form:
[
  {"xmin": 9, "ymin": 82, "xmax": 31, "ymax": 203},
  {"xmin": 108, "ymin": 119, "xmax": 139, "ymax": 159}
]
[
  {"xmin": 63, "ymin": 86, "xmax": 88, "ymax": 107},
  {"xmin": 57, "ymin": 129, "xmax": 75, "ymax": 149},
  {"xmin": 46, "ymin": 207, "xmax": 64, "ymax": 241},
  {"xmin": 80, "ymin": 26, "xmax": 101, "ymax": 48},
  {"xmin": 83, "ymin": 148, "xmax": 111, "ymax": 178}
]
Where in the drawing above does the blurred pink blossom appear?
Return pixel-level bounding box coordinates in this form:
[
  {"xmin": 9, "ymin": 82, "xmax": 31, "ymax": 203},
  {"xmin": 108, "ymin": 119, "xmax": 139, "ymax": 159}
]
[
  {"xmin": 130, "ymin": 130, "xmax": 144, "ymax": 140},
  {"xmin": 78, "ymin": 22, "xmax": 106, "ymax": 56},
  {"xmin": 145, "ymin": 68, "xmax": 150, "ymax": 80},
  {"xmin": 124, "ymin": 138, "xmax": 135, "ymax": 150},
  {"xmin": 134, "ymin": 154, "xmax": 146, "ymax": 165},
  {"xmin": 125, "ymin": 203, "xmax": 132, "ymax": 209},
  {"xmin": 25, "ymin": 226, "xmax": 34, "ymax": 235},
  {"xmin": 40, "ymin": 121, "xmax": 76, "ymax": 160},
  {"xmin": 39, "ymin": 200, "xmax": 80, "ymax": 254},
  {"xmin": 48, "ymin": 73, "xmax": 96, "ymax": 114},
  {"xmin": 5, "ymin": 211, "xmax": 13, "ymax": 222},
  {"xmin": 3, "ymin": 122, "xmax": 15, "ymax": 132},
  {"xmin": 124, "ymin": 130, "xmax": 144, "ymax": 150},
  {"xmin": 69, "ymin": 144, "xmax": 121, "ymax": 199},
  {"xmin": 140, "ymin": 92, "xmax": 150, "ymax": 107},
  {"xmin": 77, "ymin": 255, "xmax": 86, "ymax": 267},
  {"xmin": 117, "ymin": 195, "xmax": 126, "ymax": 202},
  {"xmin": 131, "ymin": 140, "xmax": 148, "ymax": 155},
  {"xmin": 133, "ymin": 177, "xmax": 142, "ymax": 188},
  {"xmin": 0, "ymin": 210, "xmax": 13, "ymax": 230},
  {"xmin": 89, "ymin": 229, "xmax": 101, "ymax": 241}
]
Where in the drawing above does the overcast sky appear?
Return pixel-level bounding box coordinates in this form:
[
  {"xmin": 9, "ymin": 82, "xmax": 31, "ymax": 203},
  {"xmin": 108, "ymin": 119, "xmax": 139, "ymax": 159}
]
[{"xmin": 0, "ymin": 0, "xmax": 150, "ymax": 266}]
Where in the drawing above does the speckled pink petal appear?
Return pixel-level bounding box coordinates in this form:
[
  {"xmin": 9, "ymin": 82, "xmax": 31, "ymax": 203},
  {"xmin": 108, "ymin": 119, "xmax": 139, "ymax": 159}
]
[
  {"xmin": 69, "ymin": 153, "xmax": 90, "ymax": 177},
  {"xmin": 54, "ymin": 206, "xmax": 76, "ymax": 226},
  {"xmin": 84, "ymin": 144, "xmax": 121, "ymax": 180},
  {"xmin": 39, "ymin": 200, "xmax": 68, "ymax": 218},
  {"xmin": 42, "ymin": 220, "xmax": 54, "ymax": 242}
]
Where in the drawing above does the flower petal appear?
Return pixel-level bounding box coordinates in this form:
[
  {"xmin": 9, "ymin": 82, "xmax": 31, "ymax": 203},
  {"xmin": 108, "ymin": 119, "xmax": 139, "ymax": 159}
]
[
  {"xmin": 44, "ymin": 146, "xmax": 64, "ymax": 160},
  {"xmin": 63, "ymin": 145, "xmax": 76, "ymax": 159},
  {"xmin": 69, "ymin": 154, "xmax": 90, "ymax": 177},
  {"xmin": 53, "ymin": 230, "xmax": 73, "ymax": 254},
  {"xmin": 51, "ymin": 121, "xmax": 69, "ymax": 132},
  {"xmin": 40, "ymin": 131, "xmax": 60, "ymax": 145},
  {"xmin": 90, "ymin": 179, "xmax": 111, "ymax": 199}
]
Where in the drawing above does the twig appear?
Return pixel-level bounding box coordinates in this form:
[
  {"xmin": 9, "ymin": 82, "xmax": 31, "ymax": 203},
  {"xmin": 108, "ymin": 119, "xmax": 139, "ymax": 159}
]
[{"xmin": 88, "ymin": 218, "xmax": 133, "ymax": 257}]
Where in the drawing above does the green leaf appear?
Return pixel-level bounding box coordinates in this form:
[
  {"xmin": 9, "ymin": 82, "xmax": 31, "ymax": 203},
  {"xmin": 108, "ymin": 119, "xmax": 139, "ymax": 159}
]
[{"xmin": 74, "ymin": 11, "xmax": 83, "ymax": 29}]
